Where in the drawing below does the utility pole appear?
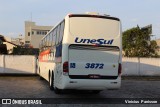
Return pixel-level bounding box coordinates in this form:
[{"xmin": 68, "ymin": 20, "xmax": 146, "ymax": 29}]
[{"xmin": 31, "ymin": 12, "xmax": 32, "ymax": 22}]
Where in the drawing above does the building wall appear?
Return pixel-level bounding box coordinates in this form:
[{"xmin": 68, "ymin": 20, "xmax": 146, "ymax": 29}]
[
  {"xmin": 25, "ymin": 21, "xmax": 35, "ymax": 43},
  {"xmin": 0, "ymin": 55, "xmax": 36, "ymax": 74},
  {"xmin": 30, "ymin": 35, "xmax": 44, "ymax": 48},
  {"xmin": 25, "ymin": 21, "xmax": 53, "ymax": 48}
]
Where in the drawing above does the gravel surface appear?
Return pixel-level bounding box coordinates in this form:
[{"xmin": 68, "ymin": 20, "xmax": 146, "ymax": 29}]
[{"xmin": 0, "ymin": 76, "xmax": 159, "ymax": 107}]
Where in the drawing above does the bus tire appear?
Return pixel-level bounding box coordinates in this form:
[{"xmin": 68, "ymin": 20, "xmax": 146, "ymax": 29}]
[
  {"xmin": 49, "ymin": 71, "xmax": 54, "ymax": 90},
  {"xmin": 54, "ymin": 87, "xmax": 61, "ymax": 94}
]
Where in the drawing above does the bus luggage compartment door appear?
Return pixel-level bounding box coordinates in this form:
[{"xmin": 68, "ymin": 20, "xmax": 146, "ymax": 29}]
[{"xmin": 68, "ymin": 45, "xmax": 120, "ymax": 79}]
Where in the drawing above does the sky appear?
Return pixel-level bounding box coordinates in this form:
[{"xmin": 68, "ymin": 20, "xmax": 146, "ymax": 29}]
[{"xmin": 0, "ymin": 0, "xmax": 160, "ymax": 39}]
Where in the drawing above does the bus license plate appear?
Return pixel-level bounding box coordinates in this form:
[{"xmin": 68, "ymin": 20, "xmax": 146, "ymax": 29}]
[{"xmin": 88, "ymin": 75, "xmax": 100, "ymax": 79}]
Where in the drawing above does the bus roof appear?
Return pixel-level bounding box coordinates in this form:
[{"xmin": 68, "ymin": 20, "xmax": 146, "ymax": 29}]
[
  {"xmin": 68, "ymin": 14, "xmax": 120, "ymax": 21},
  {"xmin": 41, "ymin": 13, "xmax": 120, "ymax": 41}
]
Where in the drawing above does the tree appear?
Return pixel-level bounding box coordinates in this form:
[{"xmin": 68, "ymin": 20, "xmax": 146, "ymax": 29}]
[
  {"xmin": 123, "ymin": 26, "xmax": 158, "ymax": 57},
  {"xmin": 12, "ymin": 46, "xmax": 39, "ymax": 55}
]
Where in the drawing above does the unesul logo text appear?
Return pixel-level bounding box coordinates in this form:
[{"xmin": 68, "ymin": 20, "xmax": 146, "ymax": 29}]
[{"xmin": 75, "ymin": 37, "xmax": 114, "ymax": 45}]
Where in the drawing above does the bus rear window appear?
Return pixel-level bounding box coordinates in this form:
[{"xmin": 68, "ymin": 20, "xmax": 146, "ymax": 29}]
[{"xmin": 69, "ymin": 17, "xmax": 120, "ymax": 39}]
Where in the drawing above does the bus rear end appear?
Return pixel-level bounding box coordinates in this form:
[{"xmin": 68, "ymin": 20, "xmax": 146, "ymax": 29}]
[{"xmin": 61, "ymin": 14, "xmax": 122, "ymax": 91}]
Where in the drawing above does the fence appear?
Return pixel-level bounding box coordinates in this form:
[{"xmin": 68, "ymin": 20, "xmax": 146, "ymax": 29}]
[
  {"xmin": 0, "ymin": 55, "xmax": 160, "ymax": 76},
  {"xmin": 122, "ymin": 57, "xmax": 160, "ymax": 76},
  {"xmin": 0, "ymin": 55, "xmax": 37, "ymax": 74}
]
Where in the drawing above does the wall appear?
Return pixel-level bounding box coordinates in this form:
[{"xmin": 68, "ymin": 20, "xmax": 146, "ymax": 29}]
[
  {"xmin": 0, "ymin": 55, "xmax": 37, "ymax": 74},
  {"xmin": 122, "ymin": 57, "xmax": 160, "ymax": 76},
  {"xmin": 0, "ymin": 55, "xmax": 4, "ymax": 73},
  {"xmin": 0, "ymin": 55, "xmax": 160, "ymax": 76}
]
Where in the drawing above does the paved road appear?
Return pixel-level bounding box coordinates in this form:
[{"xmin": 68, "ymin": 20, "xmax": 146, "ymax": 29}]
[{"xmin": 0, "ymin": 76, "xmax": 160, "ymax": 107}]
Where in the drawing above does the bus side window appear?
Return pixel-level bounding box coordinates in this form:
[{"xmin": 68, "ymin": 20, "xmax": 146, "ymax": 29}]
[
  {"xmin": 48, "ymin": 33, "xmax": 52, "ymax": 47},
  {"xmin": 53, "ymin": 28, "xmax": 57, "ymax": 46},
  {"xmin": 59, "ymin": 21, "xmax": 64, "ymax": 43},
  {"xmin": 55, "ymin": 44, "xmax": 62, "ymax": 57},
  {"xmin": 46, "ymin": 35, "xmax": 49, "ymax": 48},
  {"xmin": 56, "ymin": 25, "xmax": 61, "ymax": 45},
  {"xmin": 51, "ymin": 31, "xmax": 54, "ymax": 47},
  {"xmin": 44, "ymin": 37, "xmax": 46, "ymax": 48}
]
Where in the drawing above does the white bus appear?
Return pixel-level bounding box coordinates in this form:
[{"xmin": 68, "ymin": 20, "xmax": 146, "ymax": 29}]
[{"xmin": 38, "ymin": 13, "xmax": 122, "ymax": 94}]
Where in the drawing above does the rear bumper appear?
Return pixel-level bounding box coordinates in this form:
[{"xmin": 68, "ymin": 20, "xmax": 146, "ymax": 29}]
[{"xmin": 58, "ymin": 76, "xmax": 121, "ymax": 90}]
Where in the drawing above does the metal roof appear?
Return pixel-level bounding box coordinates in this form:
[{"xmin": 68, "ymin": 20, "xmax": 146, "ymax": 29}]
[
  {"xmin": 0, "ymin": 35, "xmax": 18, "ymax": 46},
  {"xmin": 0, "ymin": 35, "xmax": 6, "ymax": 42}
]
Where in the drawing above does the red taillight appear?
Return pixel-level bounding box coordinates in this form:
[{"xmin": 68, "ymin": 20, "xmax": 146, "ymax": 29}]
[
  {"xmin": 118, "ymin": 63, "xmax": 122, "ymax": 75},
  {"xmin": 63, "ymin": 62, "xmax": 68, "ymax": 73}
]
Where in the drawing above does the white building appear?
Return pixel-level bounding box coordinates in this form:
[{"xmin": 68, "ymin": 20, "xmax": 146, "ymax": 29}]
[{"xmin": 25, "ymin": 21, "xmax": 53, "ymax": 48}]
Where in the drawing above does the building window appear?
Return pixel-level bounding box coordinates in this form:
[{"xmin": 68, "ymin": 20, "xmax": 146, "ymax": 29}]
[
  {"xmin": 28, "ymin": 32, "xmax": 30, "ymax": 36},
  {"xmin": 37, "ymin": 31, "xmax": 39, "ymax": 35},
  {"xmin": 25, "ymin": 41, "xmax": 30, "ymax": 43},
  {"xmin": 42, "ymin": 31, "xmax": 45, "ymax": 35},
  {"xmin": 32, "ymin": 31, "xmax": 34, "ymax": 35},
  {"xmin": 36, "ymin": 30, "xmax": 49, "ymax": 35}
]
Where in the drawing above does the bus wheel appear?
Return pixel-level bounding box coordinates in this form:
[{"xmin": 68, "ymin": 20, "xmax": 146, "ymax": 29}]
[
  {"xmin": 54, "ymin": 87, "xmax": 61, "ymax": 94},
  {"xmin": 49, "ymin": 71, "xmax": 54, "ymax": 90}
]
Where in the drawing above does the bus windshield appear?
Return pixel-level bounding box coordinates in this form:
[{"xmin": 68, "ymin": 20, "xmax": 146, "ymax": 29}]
[{"xmin": 69, "ymin": 17, "xmax": 120, "ymax": 39}]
